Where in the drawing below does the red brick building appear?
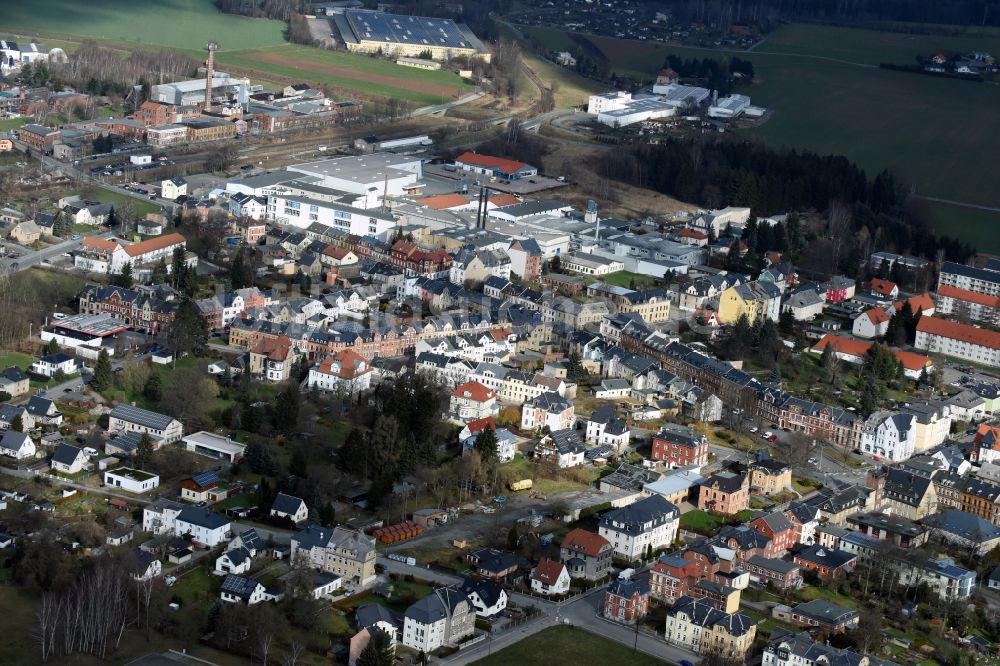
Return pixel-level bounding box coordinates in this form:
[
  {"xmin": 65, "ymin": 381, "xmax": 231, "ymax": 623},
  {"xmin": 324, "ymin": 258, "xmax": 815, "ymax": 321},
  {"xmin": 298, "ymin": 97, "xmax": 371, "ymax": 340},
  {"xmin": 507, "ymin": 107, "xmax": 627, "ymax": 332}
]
[
  {"xmin": 602, "ymin": 577, "xmax": 650, "ymax": 624},
  {"xmin": 697, "ymin": 471, "xmax": 750, "ymax": 515},
  {"xmin": 651, "ymin": 424, "xmax": 709, "ymax": 467}
]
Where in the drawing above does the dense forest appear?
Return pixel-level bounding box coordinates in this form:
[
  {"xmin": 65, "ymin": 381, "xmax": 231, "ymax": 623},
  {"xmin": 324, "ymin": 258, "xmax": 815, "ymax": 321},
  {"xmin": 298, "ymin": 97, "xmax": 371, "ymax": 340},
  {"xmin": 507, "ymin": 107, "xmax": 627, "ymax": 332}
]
[
  {"xmin": 601, "ymin": 138, "xmax": 974, "ymax": 266},
  {"xmin": 650, "ymin": 0, "xmax": 1000, "ymax": 29}
]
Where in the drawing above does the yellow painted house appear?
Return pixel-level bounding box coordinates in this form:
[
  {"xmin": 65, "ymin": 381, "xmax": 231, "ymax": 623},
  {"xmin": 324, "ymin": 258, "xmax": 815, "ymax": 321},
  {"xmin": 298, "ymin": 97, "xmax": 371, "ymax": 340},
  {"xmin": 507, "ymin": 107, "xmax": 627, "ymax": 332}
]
[{"xmin": 717, "ymin": 280, "xmax": 783, "ymax": 325}]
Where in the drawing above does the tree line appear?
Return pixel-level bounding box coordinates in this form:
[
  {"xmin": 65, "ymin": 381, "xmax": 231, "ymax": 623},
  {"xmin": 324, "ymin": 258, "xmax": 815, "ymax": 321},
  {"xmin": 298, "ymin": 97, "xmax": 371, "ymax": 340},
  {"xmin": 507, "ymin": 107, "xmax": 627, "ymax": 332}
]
[{"xmin": 602, "ymin": 138, "xmax": 974, "ymax": 266}]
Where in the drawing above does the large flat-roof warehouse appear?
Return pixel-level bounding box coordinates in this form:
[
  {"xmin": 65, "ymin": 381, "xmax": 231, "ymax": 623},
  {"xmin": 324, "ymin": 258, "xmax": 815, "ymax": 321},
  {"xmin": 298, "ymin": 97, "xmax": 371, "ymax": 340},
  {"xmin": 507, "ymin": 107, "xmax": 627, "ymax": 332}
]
[{"xmin": 333, "ymin": 9, "xmax": 490, "ymax": 62}]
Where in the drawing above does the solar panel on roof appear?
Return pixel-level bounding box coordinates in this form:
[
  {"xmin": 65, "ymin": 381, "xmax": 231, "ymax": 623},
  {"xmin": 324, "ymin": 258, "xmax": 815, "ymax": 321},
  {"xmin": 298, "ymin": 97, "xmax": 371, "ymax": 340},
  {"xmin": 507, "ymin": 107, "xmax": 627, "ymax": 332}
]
[{"xmin": 192, "ymin": 471, "xmax": 219, "ymax": 486}]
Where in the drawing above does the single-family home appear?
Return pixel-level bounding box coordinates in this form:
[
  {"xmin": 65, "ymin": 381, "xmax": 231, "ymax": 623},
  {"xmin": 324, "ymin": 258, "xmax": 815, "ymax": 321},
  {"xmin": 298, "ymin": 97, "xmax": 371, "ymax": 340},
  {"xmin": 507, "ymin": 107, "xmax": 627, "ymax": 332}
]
[
  {"xmin": 465, "ymin": 548, "xmax": 518, "ymax": 580},
  {"xmin": 307, "ymin": 349, "xmax": 374, "ymax": 395},
  {"xmin": 459, "ymin": 578, "xmax": 508, "ymax": 618},
  {"xmin": 534, "ymin": 429, "xmax": 587, "ymax": 469},
  {"xmin": 108, "ymin": 404, "xmax": 183, "ymax": 445},
  {"xmin": 104, "ymin": 467, "xmax": 159, "ymax": 493},
  {"xmin": 51, "ymin": 443, "xmax": 88, "ymax": 474},
  {"xmin": 852, "ymin": 307, "xmax": 891, "ymax": 339},
  {"xmin": 31, "ymin": 352, "xmax": 77, "ymax": 378},
  {"xmin": 449, "ymin": 381, "xmax": 499, "ymax": 422},
  {"xmin": 530, "ymin": 558, "xmax": 571, "ymax": 596},
  {"xmin": 520, "ymin": 391, "xmax": 575, "ymax": 431},
  {"xmin": 787, "ymin": 599, "xmax": 858, "ymax": 633},
  {"xmin": 0, "ymin": 430, "xmax": 36, "ymax": 460},
  {"xmin": 161, "ymin": 177, "xmax": 188, "ymax": 201},
  {"xmin": 220, "ymin": 574, "xmax": 268, "ymax": 605},
  {"xmin": 792, "ymin": 545, "xmax": 857, "ymax": 578},
  {"xmin": 270, "ymin": 493, "xmax": 309, "ymax": 525},
  {"xmin": 0, "ymin": 367, "xmax": 29, "ymax": 398},
  {"xmin": 26, "ymin": 396, "xmax": 62, "ymax": 426},
  {"xmin": 216, "ymin": 547, "xmax": 254, "ymax": 575}
]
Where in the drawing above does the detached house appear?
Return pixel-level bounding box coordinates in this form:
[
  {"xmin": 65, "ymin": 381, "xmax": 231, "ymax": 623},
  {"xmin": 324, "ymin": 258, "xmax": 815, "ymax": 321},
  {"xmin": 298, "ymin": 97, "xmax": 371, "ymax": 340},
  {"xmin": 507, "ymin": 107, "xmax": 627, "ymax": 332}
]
[
  {"xmin": 0, "ymin": 430, "xmax": 36, "ymax": 460},
  {"xmin": 652, "ymin": 423, "xmax": 709, "ymax": 467},
  {"xmin": 449, "ymin": 381, "xmax": 499, "ymax": 422},
  {"xmin": 530, "ymin": 558, "xmax": 571, "ymax": 596},
  {"xmin": 664, "ymin": 595, "xmax": 757, "ymax": 661},
  {"xmin": 50, "ymin": 443, "xmax": 88, "ymax": 474},
  {"xmin": 108, "ymin": 404, "xmax": 183, "ymax": 445},
  {"xmin": 520, "ymin": 391, "xmax": 574, "ymax": 431},
  {"xmin": 249, "ymin": 335, "xmax": 296, "ymax": 382},
  {"xmin": 861, "ymin": 411, "xmax": 916, "ymax": 462},
  {"xmin": 307, "ymin": 349, "xmax": 374, "ymax": 395},
  {"xmin": 697, "ymin": 471, "xmax": 750, "ymax": 515},
  {"xmin": 459, "ymin": 578, "xmax": 507, "ymax": 618},
  {"xmin": 31, "ymin": 352, "xmax": 77, "ymax": 378},
  {"xmin": 560, "ymin": 528, "xmax": 613, "ymax": 580},
  {"xmin": 174, "ymin": 508, "xmax": 233, "ymax": 546},
  {"xmin": 291, "ymin": 525, "xmax": 377, "ymax": 585},
  {"xmin": 603, "ymin": 577, "xmax": 650, "ymax": 624},
  {"xmin": 270, "ymin": 493, "xmax": 309, "ymax": 525},
  {"xmin": 220, "ymin": 574, "xmax": 268, "ymax": 605},
  {"xmin": 0, "ymin": 366, "xmax": 29, "ymax": 398},
  {"xmin": 535, "ymin": 429, "xmax": 586, "ymax": 468},
  {"xmin": 853, "ymin": 307, "xmax": 891, "ymax": 339}
]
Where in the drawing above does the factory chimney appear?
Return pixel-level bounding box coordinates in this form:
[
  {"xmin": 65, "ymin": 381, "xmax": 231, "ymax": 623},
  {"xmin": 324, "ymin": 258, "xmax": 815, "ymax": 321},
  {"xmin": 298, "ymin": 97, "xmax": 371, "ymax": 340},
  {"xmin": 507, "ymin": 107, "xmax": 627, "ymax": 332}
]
[
  {"xmin": 204, "ymin": 41, "xmax": 218, "ymax": 112},
  {"xmin": 586, "ymin": 200, "xmax": 599, "ymax": 239}
]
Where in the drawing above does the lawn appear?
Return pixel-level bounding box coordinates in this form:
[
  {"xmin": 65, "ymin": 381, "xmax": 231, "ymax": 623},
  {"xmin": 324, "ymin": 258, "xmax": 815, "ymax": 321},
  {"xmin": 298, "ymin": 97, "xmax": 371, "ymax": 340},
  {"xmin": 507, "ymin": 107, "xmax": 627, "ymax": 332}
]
[
  {"xmin": 796, "ymin": 584, "xmax": 859, "ymax": 609},
  {"xmin": 600, "ymin": 270, "xmax": 657, "ymax": 290},
  {"xmin": 0, "ymin": 351, "xmax": 34, "ymax": 372},
  {"xmin": 473, "ymin": 625, "xmax": 669, "ymax": 665},
  {"xmin": 3, "ymin": 0, "xmax": 287, "ymax": 51},
  {"xmin": 64, "ymin": 188, "xmax": 160, "ymax": 218},
  {"xmin": 170, "ymin": 565, "xmax": 218, "ymax": 609},
  {"xmin": 680, "ymin": 509, "xmax": 730, "ymax": 534},
  {"xmin": 216, "ymin": 45, "xmax": 476, "ymax": 106},
  {"xmin": 923, "ymin": 200, "xmax": 1000, "ymax": 255},
  {"xmin": 0, "ymin": 117, "xmax": 29, "ymax": 132},
  {"xmin": 517, "ymin": 23, "xmax": 1000, "ymax": 246}
]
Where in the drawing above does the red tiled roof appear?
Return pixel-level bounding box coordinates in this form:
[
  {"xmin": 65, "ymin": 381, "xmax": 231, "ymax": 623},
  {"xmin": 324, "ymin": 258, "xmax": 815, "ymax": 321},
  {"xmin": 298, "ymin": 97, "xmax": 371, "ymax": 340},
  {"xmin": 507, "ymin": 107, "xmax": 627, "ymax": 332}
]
[
  {"xmin": 466, "ymin": 417, "xmax": 496, "ymax": 434},
  {"xmin": 532, "ymin": 558, "xmax": 566, "ymax": 585},
  {"xmin": 937, "ymin": 284, "xmax": 1000, "ymax": 309},
  {"xmin": 318, "ymin": 349, "xmax": 370, "ymax": 379},
  {"xmin": 863, "ymin": 307, "xmax": 891, "ymax": 325},
  {"xmin": 123, "ymin": 232, "xmax": 185, "ymax": 257},
  {"xmin": 868, "ymin": 277, "xmax": 897, "ymax": 296},
  {"xmin": 894, "ymin": 350, "xmax": 932, "ymax": 372},
  {"xmin": 322, "ymin": 246, "xmax": 353, "ymax": 260},
  {"xmin": 251, "ymin": 335, "xmax": 293, "ymax": 361},
  {"xmin": 488, "ymin": 194, "xmax": 521, "ymax": 207},
  {"xmin": 917, "ymin": 316, "xmax": 1000, "ymax": 350},
  {"xmin": 678, "ymin": 228, "xmax": 707, "ymax": 239},
  {"xmin": 975, "ymin": 424, "xmax": 1000, "ymax": 448},
  {"xmin": 561, "ymin": 528, "xmax": 609, "ymax": 557},
  {"xmin": 456, "ymin": 151, "xmax": 530, "ymax": 175},
  {"xmin": 893, "ymin": 292, "xmax": 935, "ymax": 314},
  {"xmin": 416, "ymin": 193, "xmax": 471, "ymax": 210},
  {"xmin": 452, "ymin": 381, "xmax": 496, "ymax": 402},
  {"xmin": 813, "ymin": 334, "xmax": 870, "ymax": 358},
  {"xmin": 80, "ymin": 235, "xmax": 121, "ymax": 255}
]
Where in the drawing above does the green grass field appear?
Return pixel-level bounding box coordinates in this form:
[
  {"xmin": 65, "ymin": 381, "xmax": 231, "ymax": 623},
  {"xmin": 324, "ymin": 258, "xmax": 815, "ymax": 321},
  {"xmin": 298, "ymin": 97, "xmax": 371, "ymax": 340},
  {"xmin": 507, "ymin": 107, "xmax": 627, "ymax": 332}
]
[
  {"xmin": 0, "ymin": 351, "xmax": 34, "ymax": 372},
  {"xmin": 216, "ymin": 45, "xmax": 475, "ymax": 106},
  {"xmin": 473, "ymin": 625, "xmax": 668, "ymax": 665},
  {"xmin": 2, "ymin": 0, "xmax": 286, "ymax": 51},
  {"xmin": 65, "ymin": 188, "xmax": 160, "ymax": 218},
  {"xmin": 0, "ymin": 118, "xmax": 29, "ymax": 132},
  {"xmin": 521, "ymin": 23, "xmax": 1000, "ymax": 249}
]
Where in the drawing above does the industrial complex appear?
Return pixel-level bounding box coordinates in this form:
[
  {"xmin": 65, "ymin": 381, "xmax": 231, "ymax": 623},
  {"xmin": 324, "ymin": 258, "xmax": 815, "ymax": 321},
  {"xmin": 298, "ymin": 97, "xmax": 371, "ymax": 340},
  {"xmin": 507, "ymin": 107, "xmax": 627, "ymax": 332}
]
[{"xmin": 331, "ymin": 9, "xmax": 490, "ymax": 62}]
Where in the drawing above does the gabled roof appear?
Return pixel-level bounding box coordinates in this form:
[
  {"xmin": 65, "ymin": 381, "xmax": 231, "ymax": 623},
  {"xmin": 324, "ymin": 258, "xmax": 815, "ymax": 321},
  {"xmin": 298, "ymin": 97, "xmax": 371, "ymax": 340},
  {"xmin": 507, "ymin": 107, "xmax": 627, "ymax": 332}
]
[
  {"xmin": 271, "ymin": 492, "xmax": 306, "ymax": 516},
  {"xmin": 531, "ymin": 558, "xmax": 566, "ymax": 585},
  {"xmin": 0, "ymin": 430, "xmax": 31, "ymax": 453},
  {"xmin": 459, "ymin": 577, "xmax": 505, "ymax": 608},
  {"xmin": 122, "ymin": 232, "xmax": 185, "ymax": 258},
  {"xmin": 455, "ymin": 151, "xmax": 532, "ymax": 175},
  {"xmin": 561, "ymin": 528, "xmax": 610, "ymax": 557},
  {"xmin": 356, "ymin": 603, "xmax": 403, "ymax": 631},
  {"xmin": 220, "ymin": 574, "xmax": 260, "ymax": 599},
  {"xmin": 51, "ymin": 443, "xmax": 84, "ymax": 466},
  {"xmin": 452, "ymin": 381, "xmax": 496, "ymax": 402},
  {"xmin": 176, "ymin": 507, "xmax": 230, "ymax": 530},
  {"xmin": 917, "ymin": 316, "xmax": 1000, "ymax": 350},
  {"xmin": 110, "ymin": 404, "xmax": 177, "ymax": 431},
  {"xmin": 405, "ymin": 588, "xmax": 469, "ymax": 624}
]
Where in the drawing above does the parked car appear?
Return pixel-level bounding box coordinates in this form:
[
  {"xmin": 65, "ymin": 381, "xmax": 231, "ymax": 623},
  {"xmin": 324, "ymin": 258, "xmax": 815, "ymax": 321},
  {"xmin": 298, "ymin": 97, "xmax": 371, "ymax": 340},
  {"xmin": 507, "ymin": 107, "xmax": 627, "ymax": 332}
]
[
  {"xmin": 762, "ymin": 431, "xmax": 773, "ymax": 439},
  {"xmin": 749, "ymin": 426, "xmax": 758, "ymax": 434}
]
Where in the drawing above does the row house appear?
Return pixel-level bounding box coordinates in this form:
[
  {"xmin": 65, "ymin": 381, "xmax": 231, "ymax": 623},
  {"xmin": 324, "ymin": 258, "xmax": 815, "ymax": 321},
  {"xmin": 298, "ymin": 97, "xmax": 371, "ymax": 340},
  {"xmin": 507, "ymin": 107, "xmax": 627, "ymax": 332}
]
[
  {"xmin": 932, "ymin": 471, "xmax": 1000, "ymax": 525},
  {"xmin": 78, "ymin": 285, "xmax": 175, "ymax": 335}
]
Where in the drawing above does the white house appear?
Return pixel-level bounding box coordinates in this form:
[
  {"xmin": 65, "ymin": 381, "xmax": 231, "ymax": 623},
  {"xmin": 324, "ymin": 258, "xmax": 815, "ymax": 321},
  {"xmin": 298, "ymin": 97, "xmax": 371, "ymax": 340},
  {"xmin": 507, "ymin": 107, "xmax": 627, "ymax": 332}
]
[
  {"xmin": 220, "ymin": 574, "xmax": 268, "ymax": 605},
  {"xmin": 449, "ymin": 381, "xmax": 499, "ymax": 422},
  {"xmin": 598, "ymin": 495, "xmax": 680, "ymax": 560},
  {"xmin": 216, "ymin": 547, "xmax": 254, "ymax": 576},
  {"xmin": 161, "ymin": 177, "xmax": 187, "ymax": 200},
  {"xmin": 51, "ymin": 443, "xmax": 88, "ymax": 474},
  {"xmin": 31, "ymin": 352, "xmax": 77, "ymax": 378},
  {"xmin": 130, "ymin": 551, "xmax": 162, "ymax": 581},
  {"xmin": 307, "ymin": 350, "xmax": 374, "ymax": 395},
  {"xmin": 585, "ymin": 405, "xmax": 630, "ymax": 451},
  {"xmin": 535, "ymin": 429, "xmax": 587, "ymax": 468},
  {"xmin": 104, "ymin": 467, "xmax": 160, "ymax": 493},
  {"xmin": 0, "ymin": 430, "xmax": 36, "ymax": 460},
  {"xmin": 459, "ymin": 578, "xmax": 508, "ymax": 618},
  {"xmin": 401, "ymin": 588, "xmax": 475, "ymax": 653},
  {"xmin": 520, "ymin": 392, "xmax": 575, "ymax": 431},
  {"xmin": 463, "ymin": 426, "xmax": 517, "ymax": 463},
  {"xmin": 530, "ymin": 558, "xmax": 571, "ymax": 596},
  {"xmin": 270, "ymin": 493, "xmax": 309, "ymax": 525},
  {"xmin": 861, "ymin": 411, "xmax": 916, "ymax": 463},
  {"xmin": 142, "ymin": 498, "xmax": 185, "ymax": 535},
  {"xmin": 852, "ymin": 308, "xmax": 891, "ymax": 339},
  {"xmin": 174, "ymin": 507, "xmax": 232, "ymax": 547}
]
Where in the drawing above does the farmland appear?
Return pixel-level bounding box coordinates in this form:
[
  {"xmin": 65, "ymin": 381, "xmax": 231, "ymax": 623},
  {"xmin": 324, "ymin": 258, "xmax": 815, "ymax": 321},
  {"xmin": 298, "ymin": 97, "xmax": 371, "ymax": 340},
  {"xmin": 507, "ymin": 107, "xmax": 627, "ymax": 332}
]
[
  {"xmin": 216, "ymin": 45, "xmax": 476, "ymax": 106},
  {"xmin": 1, "ymin": 0, "xmax": 286, "ymax": 51},
  {"xmin": 510, "ymin": 23, "xmax": 1000, "ymax": 247}
]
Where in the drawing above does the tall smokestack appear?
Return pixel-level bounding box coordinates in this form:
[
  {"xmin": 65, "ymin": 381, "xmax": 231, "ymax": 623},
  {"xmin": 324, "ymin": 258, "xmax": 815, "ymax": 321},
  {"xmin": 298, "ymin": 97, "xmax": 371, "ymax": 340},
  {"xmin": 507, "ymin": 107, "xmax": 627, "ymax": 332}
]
[{"xmin": 204, "ymin": 41, "xmax": 218, "ymax": 112}]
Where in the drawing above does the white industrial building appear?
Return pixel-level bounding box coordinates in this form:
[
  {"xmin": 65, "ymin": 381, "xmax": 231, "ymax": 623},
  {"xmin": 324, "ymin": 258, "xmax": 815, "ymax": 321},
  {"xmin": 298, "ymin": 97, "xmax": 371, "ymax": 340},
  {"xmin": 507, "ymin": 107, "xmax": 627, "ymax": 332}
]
[
  {"xmin": 150, "ymin": 73, "xmax": 249, "ymax": 106},
  {"xmin": 286, "ymin": 153, "xmax": 424, "ymax": 198},
  {"xmin": 589, "ymin": 84, "xmax": 710, "ymax": 127},
  {"xmin": 267, "ymin": 193, "xmax": 398, "ymax": 239}
]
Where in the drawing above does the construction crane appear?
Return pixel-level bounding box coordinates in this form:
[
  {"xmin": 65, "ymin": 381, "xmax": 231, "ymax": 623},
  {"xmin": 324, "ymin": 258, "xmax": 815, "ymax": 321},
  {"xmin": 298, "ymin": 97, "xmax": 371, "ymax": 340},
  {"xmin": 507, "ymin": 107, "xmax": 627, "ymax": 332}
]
[{"xmin": 204, "ymin": 42, "xmax": 218, "ymax": 112}]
